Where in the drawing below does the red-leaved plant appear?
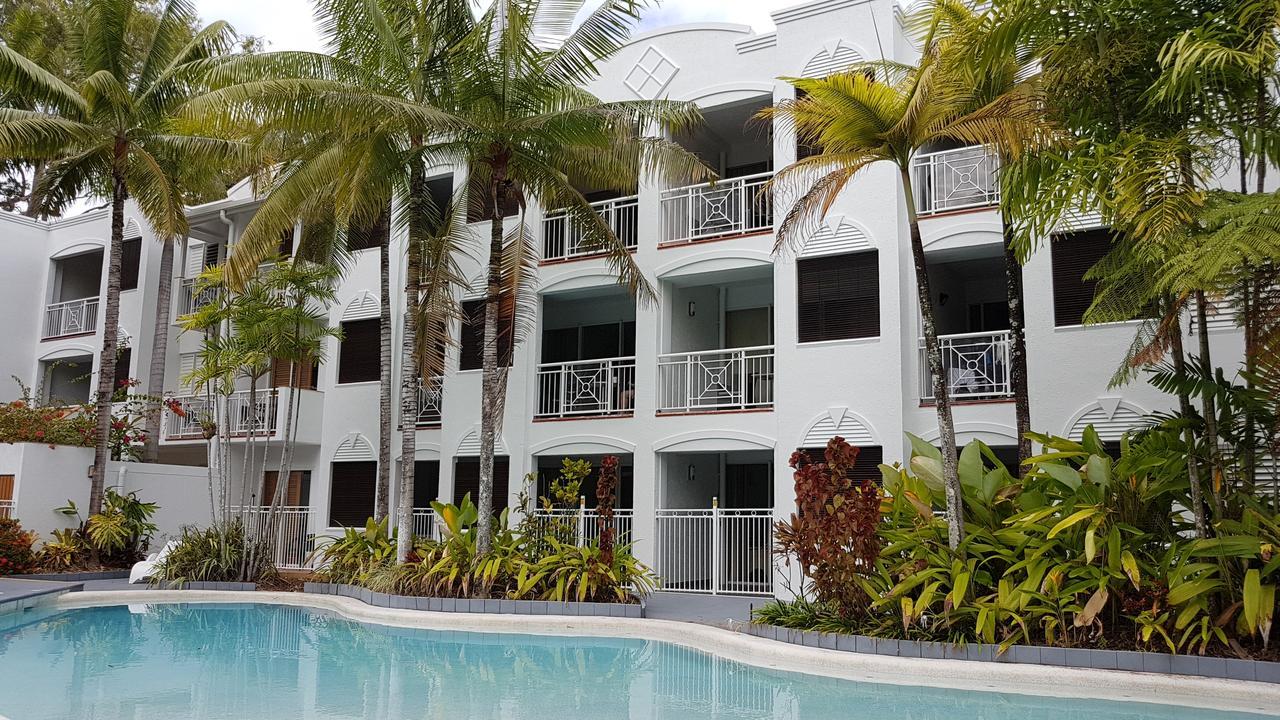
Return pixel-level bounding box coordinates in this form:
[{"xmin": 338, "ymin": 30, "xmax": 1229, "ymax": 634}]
[
  {"xmin": 596, "ymin": 455, "xmax": 619, "ymax": 567},
  {"xmin": 776, "ymin": 436, "xmax": 882, "ymax": 617}
]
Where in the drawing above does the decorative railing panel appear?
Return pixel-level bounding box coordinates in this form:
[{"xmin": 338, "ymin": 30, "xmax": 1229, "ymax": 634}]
[
  {"xmin": 912, "ymin": 146, "xmax": 1000, "ymax": 215},
  {"xmin": 660, "ymin": 172, "xmax": 773, "ymax": 244},
  {"xmin": 163, "ymin": 389, "xmax": 278, "ymax": 440},
  {"xmin": 177, "ymin": 277, "xmax": 219, "ymax": 317},
  {"xmin": 542, "ymin": 195, "xmax": 639, "ymax": 261},
  {"xmin": 919, "ymin": 330, "xmax": 1013, "ymax": 400},
  {"xmin": 535, "ymin": 356, "xmax": 636, "ymax": 418},
  {"xmin": 233, "ymin": 505, "xmax": 312, "ymax": 570},
  {"xmin": 657, "ymin": 346, "xmax": 774, "ymax": 413},
  {"xmin": 415, "ymin": 376, "xmax": 443, "ymax": 426},
  {"xmin": 43, "ymin": 297, "xmax": 99, "ymax": 338}
]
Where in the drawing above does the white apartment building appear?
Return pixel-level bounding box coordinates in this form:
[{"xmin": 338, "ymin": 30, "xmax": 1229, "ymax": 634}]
[{"xmin": 0, "ymin": 0, "xmax": 1249, "ymax": 595}]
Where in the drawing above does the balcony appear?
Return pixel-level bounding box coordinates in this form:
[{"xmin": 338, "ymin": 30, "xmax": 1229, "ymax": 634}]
[
  {"xmin": 415, "ymin": 376, "xmax": 443, "ymax": 426},
  {"xmin": 43, "ymin": 297, "xmax": 99, "ymax": 339},
  {"xmin": 536, "ymin": 356, "xmax": 636, "ymax": 419},
  {"xmin": 657, "ymin": 346, "xmax": 774, "ymax": 413},
  {"xmin": 542, "ymin": 195, "xmax": 639, "ymax": 261},
  {"xmin": 660, "ymin": 172, "xmax": 773, "ymax": 245},
  {"xmin": 163, "ymin": 389, "xmax": 279, "ymax": 440},
  {"xmin": 920, "ymin": 330, "xmax": 1013, "ymax": 401},
  {"xmin": 912, "ymin": 145, "xmax": 1000, "ymax": 216},
  {"xmin": 177, "ymin": 277, "xmax": 220, "ymax": 317},
  {"xmin": 0, "ymin": 499, "xmax": 12, "ymax": 519}
]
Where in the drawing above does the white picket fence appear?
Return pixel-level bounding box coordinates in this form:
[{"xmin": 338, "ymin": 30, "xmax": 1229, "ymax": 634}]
[
  {"xmin": 233, "ymin": 505, "xmax": 312, "ymax": 570},
  {"xmin": 655, "ymin": 504, "xmax": 774, "ymax": 595}
]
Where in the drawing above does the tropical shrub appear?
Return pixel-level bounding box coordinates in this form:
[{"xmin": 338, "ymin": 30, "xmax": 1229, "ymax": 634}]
[
  {"xmin": 517, "ymin": 537, "xmax": 658, "ymax": 602},
  {"xmin": 153, "ymin": 522, "xmax": 277, "ymax": 584},
  {"xmin": 0, "ymin": 398, "xmax": 94, "ymax": 447},
  {"xmin": 0, "ymin": 518, "xmax": 38, "ymax": 576},
  {"xmin": 53, "ymin": 489, "xmax": 159, "ymax": 568},
  {"xmin": 315, "ymin": 517, "xmax": 401, "ymax": 586},
  {"xmin": 38, "ymin": 529, "xmax": 85, "ymax": 570}
]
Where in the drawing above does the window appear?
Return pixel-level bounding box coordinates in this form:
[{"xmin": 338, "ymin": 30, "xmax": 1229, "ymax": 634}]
[
  {"xmin": 452, "ymin": 457, "xmax": 510, "ymax": 514},
  {"xmin": 347, "ymin": 211, "xmax": 389, "ymax": 252},
  {"xmin": 541, "ymin": 321, "xmax": 636, "ymax": 363},
  {"xmin": 0, "ymin": 474, "xmax": 13, "ymax": 503},
  {"xmin": 459, "ymin": 299, "xmax": 514, "ymax": 371},
  {"xmin": 203, "ymin": 242, "xmax": 221, "ymax": 268},
  {"xmin": 112, "ymin": 347, "xmax": 132, "ymax": 390},
  {"xmin": 800, "ymin": 445, "xmax": 883, "ymax": 485},
  {"xmin": 272, "ymin": 357, "xmax": 318, "ymax": 390},
  {"xmin": 413, "ymin": 461, "xmax": 440, "ymax": 506},
  {"xmin": 278, "ymin": 228, "xmax": 295, "ymax": 259},
  {"xmin": 328, "ymin": 461, "xmax": 375, "ymax": 527},
  {"xmin": 797, "ymin": 250, "xmax": 879, "ymax": 342},
  {"xmin": 1051, "ymin": 229, "xmax": 1114, "ymax": 327},
  {"xmin": 262, "ymin": 470, "xmax": 311, "ymax": 506},
  {"xmin": 120, "ymin": 237, "xmax": 141, "ymax": 291},
  {"xmin": 337, "ymin": 318, "xmax": 380, "ymax": 384}
]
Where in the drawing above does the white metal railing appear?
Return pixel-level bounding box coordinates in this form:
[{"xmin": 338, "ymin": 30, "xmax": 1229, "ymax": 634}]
[
  {"xmin": 176, "ymin": 277, "xmax": 219, "ymax": 317},
  {"xmin": 536, "ymin": 356, "xmax": 636, "ymax": 418},
  {"xmin": 912, "ymin": 145, "xmax": 1000, "ymax": 216},
  {"xmin": 657, "ymin": 345, "xmax": 774, "ymax": 413},
  {"xmin": 542, "ymin": 195, "xmax": 639, "ymax": 261},
  {"xmin": 415, "ymin": 376, "xmax": 443, "ymax": 426},
  {"xmin": 411, "ymin": 508, "xmax": 438, "ymax": 540},
  {"xmin": 528, "ymin": 505, "xmax": 635, "ymax": 548},
  {"xmin": 660, "ymin": 172, "xmax": 773, "ymax": 244},
  {"xmin": 0, "ymin": 500, "xmax": 13, "ymax": 519},
  {"xmin": 163, "ymin": 389, "xmax": 279, "ymax": 440},
  {"xmin": 655, "ymin": 503, "xmax": 773, "ymax": 595},
  {"xmin": 43, "ymin": 297, "xmax": 99, "ymax": 338},
  {"xmin": 920, "ymin": 330, "xmax": 1013, "ymax": 400},
  {"xmin": 233, "ymin": 505, "xmax": 312, "ymax": 570}
]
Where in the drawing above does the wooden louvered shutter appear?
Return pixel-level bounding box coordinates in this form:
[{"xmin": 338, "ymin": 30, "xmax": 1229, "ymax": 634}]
[
  {"xmin": 120, "ymin": 238, "xmax": 142, "ymax": 291},
  {"xmin": 452, "ymin": 458, "xmax": 509, "ymax": 514},
  {"xmin": 272, "ymin": 357, "xmax": 318, "ymax": 389},
  {"xmin": 0, "ymin": 474, "xmax": 13, "ymax": 502},
  {"xmin": 328, "ymin": 461, "xmax": 376, "ymax": 527},
  {"xmin": 797, "ymin": 251, "xmax": 879, "ymax": 342},
  {"xmin": 413, "ymin": 461, "xmax": 440, "ymax": 507},
  {"xmin": 1051, "ymin": 229, "xmax": 1114, "ymax": 326},
  {"xmin": 263, "ymin": 471, "xmax": 308, "ymax": 506},
  {"xmin": 337, "ymin": 319, "xmax": 380, "ymax": 383},
  {"xmin": 799, "ymin": 446, "xmax": 884, "ymax": 485}
]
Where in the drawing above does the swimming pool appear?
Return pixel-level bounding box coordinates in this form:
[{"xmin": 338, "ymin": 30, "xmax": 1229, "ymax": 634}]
[{"xmin": 0, "ymin": 602, "xmax": 1271, "ymax": 720}]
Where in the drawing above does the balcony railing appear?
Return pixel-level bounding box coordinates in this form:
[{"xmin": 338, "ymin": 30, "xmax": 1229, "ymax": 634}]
[
  {"xmin": 177, "ymin": 277, "xmax": 219, "ymax": 317},
  {"xmin": 535, "ymin": 356, "xmax": 636, "ymax": 419},
  {"xmin": 43, "ymin": 297, "xmax": 99, "ymax": 339},
  {"xmin": 164, "ymin": 389, "xmax": 279, "ymax": 440},
  {"xmin": 542, "ymin": 195, "xmax": 639, "ymax": 261},
  {"xmin": 657, "ymin": 345, "xmax": 774, "ymax": 413},
  {"xmin": 415, "ymin": 376, "xmax": 443, "ymax": 426},
  {"xmin": 920, "ymin": 330, "xmax": 1013, "ymax": 401},
  {"xmin": 912, "ymin": 146, "xmax": 1000, "ymax": 216},
  {"xmin": 0, "ymin": 500, "xmax": 13, "ymax": 519},
  {"xmin": 660, "ymin": 172, "xmax": 774, "ymax": 244},
  {"xmin": 411, "ymin": 508, "xmax": 438, "ymax": 540}
]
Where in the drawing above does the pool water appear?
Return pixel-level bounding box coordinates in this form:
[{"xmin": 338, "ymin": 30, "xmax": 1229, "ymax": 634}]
[{"xmin": 0, "ymin": 603, "xmax": 1268, "ymax": 719}]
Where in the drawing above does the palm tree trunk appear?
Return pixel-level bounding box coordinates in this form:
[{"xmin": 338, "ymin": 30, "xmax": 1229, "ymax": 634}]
[
  {"xmin": 396, "ymin": 164, "xmax": 425, "ymax": 563},
  {"xmin": 1002, "ymin": 219, "xmax": 1031, "ymax": 473},
  {"xmin": 1194, "ymin": 290, "xmax": 1224, "ymax": 518},
  {"xmin": 90, "ymin": 159, "xmax": 128, "ymax": 515},
  {"xmin": 477, "ymin": 166, "xmax": 508, "ymax": 557},
  {"xmin": 142, "ymin": 237, "xmax": 175, "ymax": 463},
  {"xmin": 376, "ymin": 229, "xmax": 393, "ymax": 521},
  {"xmin": 22, "ymin": 160, "xmax": 46, "ymax": 219},
  {"xmin": 1170, "ymin": 307, "xmax": 1208, "ymax": 538},
  {"xmin": 900, "ymin": 167, "xmax": 963, "ymax": 548}
]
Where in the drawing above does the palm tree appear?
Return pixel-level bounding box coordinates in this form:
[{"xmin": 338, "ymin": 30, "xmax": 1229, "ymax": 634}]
[
  {"xmin": 760, "ymin": 7, "xmax": 1053, "ymax": 548},
  {"xmin": 447, "ymin": 0, "xmax": 708, "ymax": 554},
  {"xmin": 195, "ymin": 0, "xmax": 475, "ymax": 562},
  {"xmin": 0, "ymin": 0, "xmax": 242, "ymax": 514}
]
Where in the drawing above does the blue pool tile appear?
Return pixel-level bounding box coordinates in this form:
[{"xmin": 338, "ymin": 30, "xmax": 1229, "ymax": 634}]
[
  {"xmin": 1115, "ymin": 651, "xmax": 1144, "ymax": 672},
  {"xmin": 1039, "ymin": 647, "xmax": 1066, "ymax": 666},
  {"xmin": 1142, "ymin": 652, "xmax": 1172, "ymax": 674},
  {"xmin": 1197, "ymin": 657, "xmax": 1226, "ymax": 678},
  {"xmin": 875, "ymin": 638, "xmax": 900, "ymax": 656},
  {"xmin": 1089, "ymin": 651, "xmax": 1118, "ymax": 670},
  {"xmin": 1170, "ymin": 655, "xmax": 1199, "ymax": 677},
  {"xmin": 1225, "ymin": 659, "xmax": 1256, "ymax": 682},
  {"xmin": 1254, "ymin": 661, "xmax": 1280, "ymax": 684},
  {"xmin": 853, "ymin": 635, "xmax": 874, "ymax": 654},
  {"xmin": 1063, "ymin": 649, "xmax": 1093, "ymax": 668}
]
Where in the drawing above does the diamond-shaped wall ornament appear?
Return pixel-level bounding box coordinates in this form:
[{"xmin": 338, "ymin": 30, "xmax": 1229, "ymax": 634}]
[{"xmin": 624, "ymin": 46, "xmax": 679, "ymax": 100}]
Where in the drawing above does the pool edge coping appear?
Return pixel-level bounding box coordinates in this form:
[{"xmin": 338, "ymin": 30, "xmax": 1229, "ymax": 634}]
[{"xmin": 48, "ymin": 589, "xmax": 1280, "ymax": 717}]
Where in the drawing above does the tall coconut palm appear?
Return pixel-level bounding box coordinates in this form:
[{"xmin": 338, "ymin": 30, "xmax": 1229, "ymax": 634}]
[
  {"xmin": 0, "ymin": 0, "xmax": 242, "ymax": 513},
  {"xmin": 760, "ymin": 8, "xmax": 1053, "ymax": 548},
  {"xmin": 194, "ymin": 0, "xmax": 475, "ymax": 562},
  {"xmin": 448, "ymin": 0, "xmax": 708, "ymax": 553}
]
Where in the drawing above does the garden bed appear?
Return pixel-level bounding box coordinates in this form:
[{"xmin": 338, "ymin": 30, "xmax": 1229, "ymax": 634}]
[
  {"xmin": 304, "ymin": 582, "xmax": 644, "ymax": 618},
  {"xmin": 739, "ymin": 622, "xmax": 1280, "ymax": 684}
]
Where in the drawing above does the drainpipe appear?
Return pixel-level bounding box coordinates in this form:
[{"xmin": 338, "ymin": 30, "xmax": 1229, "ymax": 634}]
[{"xmin": 114, "ymin": 464, "xmax": 128, "ymax": 494}]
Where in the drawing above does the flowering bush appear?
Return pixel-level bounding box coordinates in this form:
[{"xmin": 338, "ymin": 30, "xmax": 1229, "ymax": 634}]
[
  {"xmin": 0, "ymin": 399, "xmax": 94, "ymax": 447},
  {"xmin": 0, "ymin": 518, "xmax": 38, "ymax": 576}
]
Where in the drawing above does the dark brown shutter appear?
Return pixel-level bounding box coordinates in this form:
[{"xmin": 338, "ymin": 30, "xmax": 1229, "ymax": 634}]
[
  {"xmin": 0, "ymin": 474, "xmax": 13, "ymax": 502},
  {"xmin": 271, "ymin": 357, "xmax": 318, "ymax": 389},
  {"xmin": 797, "ymin": 251, "xmax": 879, "ymax": 342},
  {"xmin": 112, "ymin": 347, "xmax": 132, "ymax": 389},
  {"xmin": 1051, "ymin": 229, "xmax": 1114, "ymax": 327},
  {"xmin": 263, "ymin": 471, "xmax": 310, "ymax": 506},
  {"xmin": 452, "ymin": 457, "xmax": 510, "ymax": 514},
  {"xmin": 413, "ymin": 461, "xmax": 440, "ymax": 506},
  {"xmin": 799, "ymin": 445, "xmax": 883, "ymax": 486},
  {"xmin": 459, "ymin": 299, "xmax": 514, "ymax": 371},
  {"xmin": 337, "ymin": 319, "xmax": 381, "ymax": 383},
  {"xmin": 120, "ymin": 237, "xmax": 142, "ymax": 291},
  {"xmin": 329, "ymin": 461, "xmax": 376, "ymax": 526}
]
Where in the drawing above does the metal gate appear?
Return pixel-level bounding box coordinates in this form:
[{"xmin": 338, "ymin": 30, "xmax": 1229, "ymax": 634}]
[
  {"xmin": 233, "ymin": 505, "xmax": 312, "ymax": 570},
  {"xmin": 655, "ymin": 502, "xmax": 773, "ymax": 595}
]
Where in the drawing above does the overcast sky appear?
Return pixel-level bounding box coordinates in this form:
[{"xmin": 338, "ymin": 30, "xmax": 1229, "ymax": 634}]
[{"xmin": 192, "ymin": 0, "xmax": 801, "ymax": 52}]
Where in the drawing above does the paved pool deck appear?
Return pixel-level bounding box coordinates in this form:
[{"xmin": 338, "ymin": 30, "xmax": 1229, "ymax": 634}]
[
  {"xmin": 6, "ymin": 576, "xmax": 763, "ymax": 627},
  {"xmin": 0, "ymin": 578, "xmax": 83, "ymax": 611}
]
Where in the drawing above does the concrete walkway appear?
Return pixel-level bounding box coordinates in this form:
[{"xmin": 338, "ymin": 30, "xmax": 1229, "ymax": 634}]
[{"xmin": 0, "ymin": 577, "xmax": 82, "ymax": 610}]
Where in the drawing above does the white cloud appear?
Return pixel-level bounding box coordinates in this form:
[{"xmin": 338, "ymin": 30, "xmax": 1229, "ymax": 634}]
[{"xmin": 192, "ymin": 0, "xmax": 803, "ymax": 52}]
